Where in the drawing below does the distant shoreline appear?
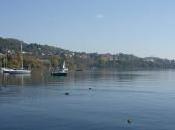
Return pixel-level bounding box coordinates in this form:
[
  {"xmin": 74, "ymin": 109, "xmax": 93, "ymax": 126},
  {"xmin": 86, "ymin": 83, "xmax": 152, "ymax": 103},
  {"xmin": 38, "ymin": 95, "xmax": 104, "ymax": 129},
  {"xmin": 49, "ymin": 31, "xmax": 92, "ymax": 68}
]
[{"xmin": 1, "ymin": 37, "xmax": 175, "ymax": 70}]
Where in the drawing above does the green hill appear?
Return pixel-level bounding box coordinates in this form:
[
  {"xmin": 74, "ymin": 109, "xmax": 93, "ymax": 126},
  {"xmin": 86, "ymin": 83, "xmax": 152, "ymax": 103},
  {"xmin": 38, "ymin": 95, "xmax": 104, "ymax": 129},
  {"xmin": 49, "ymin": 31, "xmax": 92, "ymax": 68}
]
[{"xmin": 0, "ymin": 37, "xmax": 175, "ymax": 70}]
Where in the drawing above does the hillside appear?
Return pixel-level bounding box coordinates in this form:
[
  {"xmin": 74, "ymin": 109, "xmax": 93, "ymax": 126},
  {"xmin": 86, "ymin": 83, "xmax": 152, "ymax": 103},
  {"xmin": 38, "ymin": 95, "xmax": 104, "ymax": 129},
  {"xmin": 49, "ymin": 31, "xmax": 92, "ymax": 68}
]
[
  {"xmin": 0, "ymin": 37, "xmax": 175, "ymax": 70},
  {"xmin": 0, "ymin": 37, "xmax": 70, "ymax": 56}
]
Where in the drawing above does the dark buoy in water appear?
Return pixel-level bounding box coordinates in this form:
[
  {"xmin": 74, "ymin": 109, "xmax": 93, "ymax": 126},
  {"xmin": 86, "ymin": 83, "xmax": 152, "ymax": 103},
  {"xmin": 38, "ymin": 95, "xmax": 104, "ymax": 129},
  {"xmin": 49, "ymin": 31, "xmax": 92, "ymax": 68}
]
[
  {"xmin": 89, "ymin": 88, "xmax": 92, "ymax": 90},
  {"xmin": 65, "ymin": 92, "xmax": 69, "ymax": 95},
  {"xmin": 127, "ymin": 119, "xmax": 132, "ymax": 124}
]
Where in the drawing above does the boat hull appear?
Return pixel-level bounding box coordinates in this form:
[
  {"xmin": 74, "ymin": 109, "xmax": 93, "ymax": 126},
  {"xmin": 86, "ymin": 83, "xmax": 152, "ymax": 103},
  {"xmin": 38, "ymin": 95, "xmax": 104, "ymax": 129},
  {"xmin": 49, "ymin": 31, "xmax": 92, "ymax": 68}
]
[
  {"xmin": 8, "ymin": 70, "xmax": 31, "ymax": 74},
  {"xmin": 51, "ymin": 72, "xmax": 67, "ymax": 76},
  {"xmin": 1, "ymin": 68, "xmax": 15, "ymax": 73}
]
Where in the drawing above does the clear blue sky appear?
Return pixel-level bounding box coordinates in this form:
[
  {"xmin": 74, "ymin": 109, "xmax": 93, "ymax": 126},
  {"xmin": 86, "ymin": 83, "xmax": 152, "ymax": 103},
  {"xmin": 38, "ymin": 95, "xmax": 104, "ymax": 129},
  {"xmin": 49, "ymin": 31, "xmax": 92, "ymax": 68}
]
[{"xmin": 1, "ymin": 0, "xmax": 175, "ymax": 58}]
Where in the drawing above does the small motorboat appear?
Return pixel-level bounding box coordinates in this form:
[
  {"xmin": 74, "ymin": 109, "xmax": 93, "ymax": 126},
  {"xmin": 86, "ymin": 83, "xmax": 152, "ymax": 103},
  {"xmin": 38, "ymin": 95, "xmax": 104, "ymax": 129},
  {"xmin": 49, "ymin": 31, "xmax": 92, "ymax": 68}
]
[{"xmin": 51, "ymin": 61, "xmax": 68, "ymax": 76}]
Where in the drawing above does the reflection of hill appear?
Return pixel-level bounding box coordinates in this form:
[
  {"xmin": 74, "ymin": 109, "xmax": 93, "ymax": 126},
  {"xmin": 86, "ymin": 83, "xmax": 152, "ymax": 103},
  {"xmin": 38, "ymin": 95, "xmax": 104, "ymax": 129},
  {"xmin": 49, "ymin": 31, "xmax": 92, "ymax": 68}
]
[
  {"xmin": 71, "ymin": 70, "xmax": 141, "ymax": 81},
  {"xmin": 0, "ymin": 70, "xmax": 142, "ymax": 88}
]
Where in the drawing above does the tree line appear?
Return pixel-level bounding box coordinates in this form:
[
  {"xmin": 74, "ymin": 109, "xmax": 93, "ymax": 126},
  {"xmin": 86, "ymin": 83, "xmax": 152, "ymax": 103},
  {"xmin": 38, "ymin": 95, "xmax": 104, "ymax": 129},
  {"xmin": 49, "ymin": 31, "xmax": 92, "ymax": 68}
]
[{"xmin": 0, "ymin": 37, "xmax": 175, "ymax": 70}]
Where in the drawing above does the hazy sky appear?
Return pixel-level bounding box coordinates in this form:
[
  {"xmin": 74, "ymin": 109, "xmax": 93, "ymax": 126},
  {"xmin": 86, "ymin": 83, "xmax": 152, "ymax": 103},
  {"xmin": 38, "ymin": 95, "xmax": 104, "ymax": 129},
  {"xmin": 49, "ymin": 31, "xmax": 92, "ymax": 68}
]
[{"xmin": 1, "ymin": 0, "xmax": 175, "ymax": 58}]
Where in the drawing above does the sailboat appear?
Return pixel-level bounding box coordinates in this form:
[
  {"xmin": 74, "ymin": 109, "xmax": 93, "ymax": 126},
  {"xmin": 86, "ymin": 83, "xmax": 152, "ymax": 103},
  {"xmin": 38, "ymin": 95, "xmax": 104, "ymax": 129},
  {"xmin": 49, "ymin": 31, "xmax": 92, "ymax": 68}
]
[
  {"xmin": 1, "ymin": 68, "xmax": 14, "ymax": 73},
  {"xmin": 1, "ymin": 52, "xmax": 14, "ymax": 73},
  {"xmin": 8, "ymin": 43, "xmax": 31, "ymax": 74},
  {"xmin": 51, "ymin": 61, "xmax": 68, "ymax": 76}
]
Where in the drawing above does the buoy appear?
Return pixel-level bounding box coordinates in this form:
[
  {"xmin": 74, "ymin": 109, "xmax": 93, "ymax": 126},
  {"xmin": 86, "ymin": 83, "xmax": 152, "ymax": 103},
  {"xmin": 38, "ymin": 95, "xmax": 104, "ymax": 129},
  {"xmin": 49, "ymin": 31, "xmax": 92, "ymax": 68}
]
[
  {"xmin": 127, "ymin": 119, "xmax": 132, "ymax": 124},
  {"xmin": 65, "ymin": 92, "xmax": 69, "ymax": 95},
  {"xmin": 89, "ymin": 88, "xmax": 92, "ymax": 90}
]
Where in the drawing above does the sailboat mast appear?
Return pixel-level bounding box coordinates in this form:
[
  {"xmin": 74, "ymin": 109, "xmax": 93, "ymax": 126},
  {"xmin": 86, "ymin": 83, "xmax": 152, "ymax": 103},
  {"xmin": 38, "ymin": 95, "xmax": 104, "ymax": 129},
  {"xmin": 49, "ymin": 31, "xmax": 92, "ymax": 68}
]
[
  {"xmin": 21, "ymin": 43, "xmax": 23, "ymax": 69},
  {"xmin": 5, "ymin": 50, "xmax": 7, "ymax": 68}
]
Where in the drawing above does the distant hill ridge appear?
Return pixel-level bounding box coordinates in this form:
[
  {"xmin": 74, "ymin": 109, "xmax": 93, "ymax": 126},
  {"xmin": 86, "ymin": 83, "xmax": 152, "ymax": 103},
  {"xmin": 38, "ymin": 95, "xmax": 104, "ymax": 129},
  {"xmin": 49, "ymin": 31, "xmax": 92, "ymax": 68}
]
[
  {"xmin": 0, "ymin": 37, "xmax": 175, "ymax": 69},
  {"xmin": 0, "ymin": 37, "xmax": 70, "ymax": 55}
]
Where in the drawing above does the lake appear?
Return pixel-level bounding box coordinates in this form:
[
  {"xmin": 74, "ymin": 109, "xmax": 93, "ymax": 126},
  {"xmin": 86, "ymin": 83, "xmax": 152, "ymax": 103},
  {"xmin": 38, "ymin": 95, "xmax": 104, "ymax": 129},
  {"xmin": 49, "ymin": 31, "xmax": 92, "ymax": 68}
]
[{"xmin": 0, "ymin": 70, "xmax": 175, "ymax": 130}]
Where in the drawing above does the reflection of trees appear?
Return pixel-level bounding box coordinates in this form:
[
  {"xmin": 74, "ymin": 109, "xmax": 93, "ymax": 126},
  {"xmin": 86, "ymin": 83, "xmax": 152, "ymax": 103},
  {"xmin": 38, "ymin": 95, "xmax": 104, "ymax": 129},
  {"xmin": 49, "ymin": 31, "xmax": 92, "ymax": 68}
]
[
  {"xmin": 1, "ymin": 73, "xmax": 7, "ymax": 87},
  {"xmin": 66, "ymin": 70, "xmax": 140, "ymax": 86},
  {"xmin": 0, "ymin": 73, "xmax": 30, "ymax": 87},
  {"xmin": 0, "ymin": 70, "xmax": 141, "ymax": 88},
  {"xmin": 87, "ymin": 70, "xmax": 139, "ymax": 81}
]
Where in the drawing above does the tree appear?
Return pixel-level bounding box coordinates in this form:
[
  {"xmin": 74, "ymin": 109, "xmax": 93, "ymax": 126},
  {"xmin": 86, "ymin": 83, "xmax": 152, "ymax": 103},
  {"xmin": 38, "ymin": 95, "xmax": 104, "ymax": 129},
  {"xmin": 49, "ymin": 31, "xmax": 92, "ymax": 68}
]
[{"xmin": 50, "ymin": 56, "xmax": 60, "ymax": 67}]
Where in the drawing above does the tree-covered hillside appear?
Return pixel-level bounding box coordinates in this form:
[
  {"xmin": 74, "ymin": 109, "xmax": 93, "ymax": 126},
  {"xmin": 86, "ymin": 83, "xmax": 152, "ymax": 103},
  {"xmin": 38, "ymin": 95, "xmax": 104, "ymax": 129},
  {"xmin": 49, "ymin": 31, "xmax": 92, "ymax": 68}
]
[
  {"xmin": 0, "ymin": 37, "xmax": 175, "ymax": 70},
  {"xmin": 0, "ymin": 37, "xmax": 69, "ymax": 56}
]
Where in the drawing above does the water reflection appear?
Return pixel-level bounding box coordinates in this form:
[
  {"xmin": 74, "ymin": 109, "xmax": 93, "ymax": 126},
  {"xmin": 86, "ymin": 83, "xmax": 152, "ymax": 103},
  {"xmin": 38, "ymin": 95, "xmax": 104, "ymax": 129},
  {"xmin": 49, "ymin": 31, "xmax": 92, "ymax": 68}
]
[
  {"xmin": 0, "ymin": 70, "xmax": 144, "ymax": 88},
  {"xmin": 1, "ymin": 70, "xmax": 175, "ymax": 130},
  {"xmin": 0, "ymin": 73, "xmax": 30, "ymax": 87}
]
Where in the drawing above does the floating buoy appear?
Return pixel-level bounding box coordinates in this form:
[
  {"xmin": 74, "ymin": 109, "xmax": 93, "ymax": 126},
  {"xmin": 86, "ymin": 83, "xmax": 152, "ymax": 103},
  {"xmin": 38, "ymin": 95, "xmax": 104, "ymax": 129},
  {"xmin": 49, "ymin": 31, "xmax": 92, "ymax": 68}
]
[
  {"xmin": 127, "ymin": 119, "xmax": 132, "ymax": 124},
  {"xmin": 89, "ymin": 88, "xmax": 92, "ymax": 90},
  {"xmin": 65, "ymin": 92, "xmax": 69, "ymax": 95}
]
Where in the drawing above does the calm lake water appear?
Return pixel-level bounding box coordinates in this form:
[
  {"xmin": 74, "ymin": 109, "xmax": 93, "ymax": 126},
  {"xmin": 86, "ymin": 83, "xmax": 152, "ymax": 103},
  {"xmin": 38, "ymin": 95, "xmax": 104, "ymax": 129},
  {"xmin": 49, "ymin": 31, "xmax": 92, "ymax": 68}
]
[{"xmin": 0, "ymin": 70, "xmax": 175, "ymax": 130}]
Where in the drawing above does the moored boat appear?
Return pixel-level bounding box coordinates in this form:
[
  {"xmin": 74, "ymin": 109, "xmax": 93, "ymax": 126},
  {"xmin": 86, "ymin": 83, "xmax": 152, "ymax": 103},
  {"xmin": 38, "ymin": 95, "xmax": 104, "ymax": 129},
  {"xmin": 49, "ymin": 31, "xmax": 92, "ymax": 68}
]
[
  {"xmin": 7, "ymin": 43, "xmax": 31, "ymax": 75},
  {"xmin": 51, "ymin": 61, "xmax": 68, "ymax": 76},
  {"xmin": 8, "ymin": 69, "xmax": 31, "ymax": 74},
  {"xmin": 51, "ymin": 71, "xmax": 67, "ymax": 76},
  {"xmin": 1, "ymin": 68, "xmax": 14, "ymax": 73}
]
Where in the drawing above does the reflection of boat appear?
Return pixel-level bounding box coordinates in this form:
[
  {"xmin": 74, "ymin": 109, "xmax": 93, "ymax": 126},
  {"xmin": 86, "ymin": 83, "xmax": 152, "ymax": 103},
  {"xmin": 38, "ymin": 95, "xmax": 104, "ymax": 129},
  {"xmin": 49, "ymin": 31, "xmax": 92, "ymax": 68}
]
[
  {"xmin": 76, "ymin": 69, "xmax": 83, "ymax": 71},
  {"xmin": 51, "ymin": 61, "xmax": 68, "ymax": 76},
  {"xmin": 8, "ymin": 43, "xmax": 31, "ymax": 75},
  {"xmin": 1, "ymin": 70, "xmax": 31, "ymax": 87}
]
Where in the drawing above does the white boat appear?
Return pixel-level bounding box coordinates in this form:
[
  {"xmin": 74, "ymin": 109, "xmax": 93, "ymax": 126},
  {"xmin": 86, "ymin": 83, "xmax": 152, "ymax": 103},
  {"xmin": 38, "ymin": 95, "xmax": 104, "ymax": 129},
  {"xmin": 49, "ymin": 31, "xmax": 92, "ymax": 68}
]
[
  {"xmin": 1, "ymin": 53, "xmax": 14, "ymax": 73},
  {"xmin": 51, "ymin": 61, "xmax": 68, "ymax": 76},
  {"xmin": 1, "ymin": 68, "xmax": 14, "ymax": 73},
  {"xmin": 8, "ymin": 43, "xmax": 31, "ymax": 74},
  {"xmin": 8, "ymin": 69, "xmax": 31, "ymax": 74}
]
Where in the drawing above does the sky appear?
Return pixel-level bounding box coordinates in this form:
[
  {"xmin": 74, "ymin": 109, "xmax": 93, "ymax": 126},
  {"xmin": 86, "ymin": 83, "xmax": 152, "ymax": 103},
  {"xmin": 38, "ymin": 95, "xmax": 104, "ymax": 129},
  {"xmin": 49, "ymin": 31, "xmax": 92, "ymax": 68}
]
[{"xmin": 0, "ymin": 0, "xmax": 175, "ymax": 58}]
